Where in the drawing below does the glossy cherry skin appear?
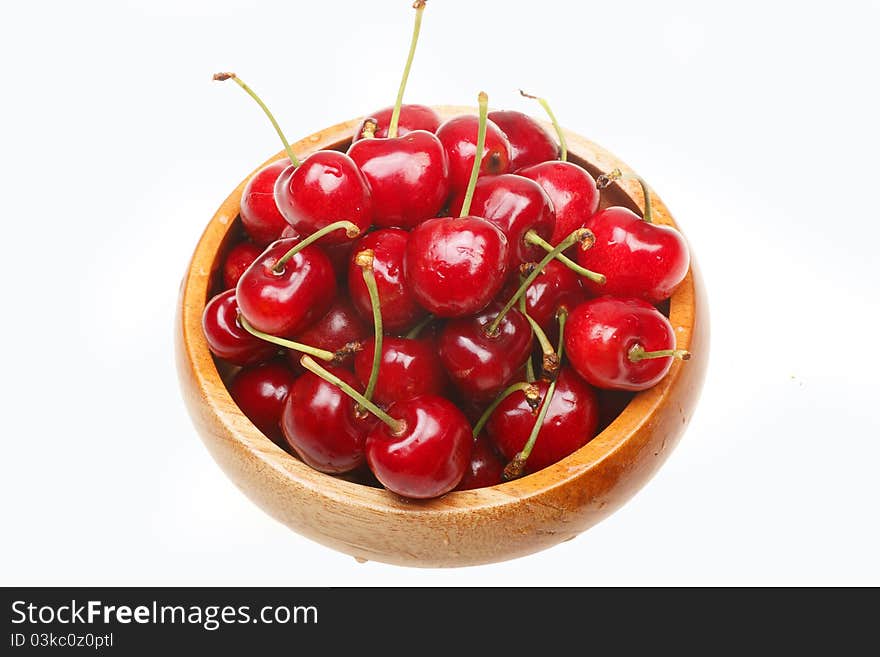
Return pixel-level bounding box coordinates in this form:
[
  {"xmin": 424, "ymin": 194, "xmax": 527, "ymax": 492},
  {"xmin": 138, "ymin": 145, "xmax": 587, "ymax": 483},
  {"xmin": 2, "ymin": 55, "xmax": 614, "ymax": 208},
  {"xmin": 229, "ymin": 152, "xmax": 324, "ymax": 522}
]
[
  {"xmin": 353, "ymin": 337, "xmax": 448, "ymax": 407},
  {"xmin": 228, "ymin": 360, "xmax": 297, "ymax": 446},
  {"xmin": 455, "ymin": 433, "xmax": 504, "ymax": 490},
  {"xmin": 487, "ymin": 367, "xmax": 599, "ymax": 474},
  {"xmin": 499, "ymin": 258, "xmax": 586, "ymax": 332},
  {"xmin": 286, "ymin": 298, "xmax": 369, "ymax": 369},
  {"xmin": 448, "ymin": 174, "xmax": 555, "ymax": 268},
  {"xmin": 351, "ymin": 104, "xmax": 441, "ymax": 142},
  {"xmin": 348, "ymin": 130, "xmax": 449, "ymax": 229},
  {"xmin": 202, "ymin": 289, "xmax": 277, "ymax": 366},
  {"xmin": 235, "ymin": 238, "xmax": 337, "ymax": 337},
  {"xmin": 281, "ymin": 367, "xmax": 375, "ymax": 474},
  {"xmin": 575, "ymin": 207, "xmax": 690, "ymax": 304},
  {"xmin": 435, "ymin": 114, "xmax": 511, "ymax": 195},
  {"xmin": 518, "ymin": 161, "xmax": 599, "ymax": 246},
  {"xmin": 348, "ymin": 229, "xmax": 426, "ymax": 332},
  {"xmin": 273, "ymin": 151, "xmax": 372, "ymax": 245},
  {"xmin": 365, "ymin": 395, "xmax": 473, "ymax": 499},
  {"xmin": 405, "ymin": 216, "xmax": 509, "ymax": 317},
  {"xmin": 240, "ymin": 159, "xmax": 291, "ymax": 246},
  {"xmin": 222, "ymin": 241, "xmax": 263, "ymax": 290},
  {"xmin": 488, "ymin": 110, "xmax": 559, "ymax": 170},
  {"xmin": 438, "ymin": 304, "xmax": 533, "ymax": 402},
  {"xmin": 564, "ymin": 296, "xmax": 679, "ymax": 391}
]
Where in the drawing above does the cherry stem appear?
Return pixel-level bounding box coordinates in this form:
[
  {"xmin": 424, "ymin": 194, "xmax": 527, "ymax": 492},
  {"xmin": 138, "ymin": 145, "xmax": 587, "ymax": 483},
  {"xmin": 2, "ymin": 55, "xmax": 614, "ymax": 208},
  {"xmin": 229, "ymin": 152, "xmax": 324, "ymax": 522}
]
[
  {"xmin": 404, "ymin": 314, "xmax": 434, "ymax": 339},
  {"xmin": 556, "ymin": 307, "xmax": 568, "ymax": 359},
  {"xmin": 522, "ymin": 312, "xmax": 558, "ymax": 379},
  {"xmin": 518, "ymin": 294, "xmax": 536, "ymax": 383},
  {"xmin": 486, "ymin": 228, "xmax": 592, "ymax": 336},
  {"xmin": 628, "ymin": 345, "xmax": 691, "ymax": 362},
  {"xmin": 213, "ymin": 73, "xmax": 301, "ymax": 168},
  {"xmin": 472, "ymin": 382, "xmax": 540, "ymax": 440},
  {"xmin": 299, "ymin": 355, "xmax": 405, "ymax": 435},
  {"xmin": 361, "ymin": 119, "xmax": 378, "ymax": 139},
  {"xmin": 238, "ymin": 315, "xmax": 335, "ymax": 362},
  {"xmin": 387, "ymin": 0, "xmax": 427, "ymax": 139},
  {"xmin": 459, "ymin": 91, "xmax": 489, "ymax": 218},
  {"xmin": 504, "ymin": 310, "xmax": 567, "ymax": 480},
  {"xmin": 519, "ymin": 90, "xmax": 567, "ymax": 162},
  {"xmin": 356, "ymin": 250, "xmax": 383, "ymax": 403},
  {"xmin": 524, "ymin": 230, "xmax": 605, "ymax": 284},
  {"xmin": 272, "ymin": 220, "xmax": 361, "ymax": 273},
  {"xmin": 596, "ymin": 168, "xmax": 653, "ymax": 224}
]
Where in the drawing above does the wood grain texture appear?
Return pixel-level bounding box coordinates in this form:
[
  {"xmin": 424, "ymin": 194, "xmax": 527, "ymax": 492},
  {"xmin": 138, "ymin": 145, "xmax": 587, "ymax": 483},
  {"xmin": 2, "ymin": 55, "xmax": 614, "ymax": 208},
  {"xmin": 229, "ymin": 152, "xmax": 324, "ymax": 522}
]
[{"xmin": 175, "ymin": 107, "xmax": 709, "ymax": 567}]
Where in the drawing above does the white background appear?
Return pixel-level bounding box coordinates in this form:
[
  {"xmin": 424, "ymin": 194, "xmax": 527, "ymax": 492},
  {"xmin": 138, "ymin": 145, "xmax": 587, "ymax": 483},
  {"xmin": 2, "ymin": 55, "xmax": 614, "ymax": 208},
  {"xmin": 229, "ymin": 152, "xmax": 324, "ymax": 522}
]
[{"xmin": 1, "ymin": 0, "xmax": 878, "ymax": 586}]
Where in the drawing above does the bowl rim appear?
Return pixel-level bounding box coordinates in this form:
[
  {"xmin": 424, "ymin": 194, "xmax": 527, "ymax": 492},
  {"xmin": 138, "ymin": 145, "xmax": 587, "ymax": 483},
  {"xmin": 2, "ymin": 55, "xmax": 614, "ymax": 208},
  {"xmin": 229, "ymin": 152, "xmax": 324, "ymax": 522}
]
[{"xmin": 177, "ymin": 105, "xmax": 702, "ymax": 520}]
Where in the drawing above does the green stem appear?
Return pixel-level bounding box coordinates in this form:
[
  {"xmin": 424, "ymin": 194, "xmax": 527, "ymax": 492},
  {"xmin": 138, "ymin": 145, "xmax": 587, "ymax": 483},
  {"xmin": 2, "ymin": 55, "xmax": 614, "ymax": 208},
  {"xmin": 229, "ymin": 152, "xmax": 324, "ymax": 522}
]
[
  {"xmin": 238, "ymin": 315, "xmax": 335, "ymax": 361},
  {"xmin": 628, "ymin": 345, "xmax": 691, "ymax": 362},
  {"xmin": 273, "ymin": 220, "xmax": 360, "ymax": 273},
  {"xmin": 472, "ymin": 382, "xmax": 538, "ymax": 439},
  {"xmin": 356, "ymin": 250, "xmax": 383, "ymax": 403},
  {"xmin": 520, "ymin": 90, "xmax": 567, "ymax": 162},
  {"xmin": 523, "ymin": 312, "xmax": 558, "ymax": 378},
  {"xmin": 387, "ymin": 1, "xmax": 427, "ymax": 139},
  {"xmin": 404, "ymin": 314, "xmax": 434, "ymax": 339},
  {"xmin": 556, "ymin": 308, "xmax": 568, "ymax": 360},
  {"xmin": 633, "ymin": 175, "xmax": 653, "ymax": 224},
  {"xmin": 486, "ymin": 228, "xmax": 591, "ymax": 336},
  {"xmin": 299, "ymin": 356, "xmax": 405, "ymax": 434},
  {"xmin": 519, "ymin": 294, "xmax": 536, "ymax": 383},
  {"xmin": 524, "ymin": 230, "xmax": 605, "ymax": 284},
  {"xmin": 459, "ymin": 91, "xmax": 489, "ymax": 217},
  {"xmin": 213, "ymin": 73, "xmax": 300, "ymax": 167}
]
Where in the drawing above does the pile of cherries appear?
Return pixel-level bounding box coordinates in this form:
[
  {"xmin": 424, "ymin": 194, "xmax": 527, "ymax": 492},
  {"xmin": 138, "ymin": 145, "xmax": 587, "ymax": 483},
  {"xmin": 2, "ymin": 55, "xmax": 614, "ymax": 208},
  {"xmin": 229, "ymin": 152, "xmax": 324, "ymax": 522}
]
[{"xmin": 201, "ymin": 2, "xmax": 691, "ymax": 500}]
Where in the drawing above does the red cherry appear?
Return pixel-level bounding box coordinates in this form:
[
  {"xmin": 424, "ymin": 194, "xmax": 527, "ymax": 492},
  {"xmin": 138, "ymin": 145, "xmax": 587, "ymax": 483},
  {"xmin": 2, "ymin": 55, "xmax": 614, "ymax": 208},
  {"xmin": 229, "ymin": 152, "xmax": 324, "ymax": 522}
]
[
  {"xmin": 348, "ymin": 130, "xmax": 449, "ymax": 229},
  {"xmin": 222, "ymin": 241, "xmax": 263, "ymax": 290},
  {"xmin": 351, "ymin": 104, "xmax": 440, "ymax": 142},
  {"xmin": 499, "ymin": 259, "xmax": 584, "ymax": 332},
  {"xmin": 285, "ymin": 298, "xmax": 368, "ymax": 369},
  {"xmin": 228, "ymin": 360, "xmax": 296, "ymax": 446},
  {"xmin": 353, "ymin": 336, "xmax": 447, "ymax": 407},
  {"xmin": 239, "ymin": 159, "xmax": 291, "ymax": 246},
  {"xmin": 487, "ymin": 367, "xmax": 599, "ymax": 475},
  {"xmin": 448, "ymin": 174, "xmax": 555, "ymax": 268},
  {"xmin": 455, "ymin": 433, "xmax": 504, "ymax": 490},
  {"xmin": 576, "ymin": 206, "xmax": 690, "ymax": 304},
  {"xmin": 273, "ymin": 151, "xmax": 372, "ymax": 245},
  {"xmin": 438, "ymin": 304, "xmax": 533, "ymax": 402},
  {"xmin": 202, "ymin": 289, "xmax": 276, "ymax": 366},
  {"xmin": 564, "ymin": 296, "xmax": 690, "ymax": 391},
  {"xmin": 488, "ymin": 110, "xmax": 558, "ymax": 170},
  {"xmin": 436, "ymin": 114, "xmax": 511, "ymax": 195},
  {"xmin": 365, "ymin": 395, "xmax": 472, "ymax": 499},
  {"xmin": 281, "ymin": 367, "xmax": 374, "ymax": 474},
  {"xmin": 235, "ymin": 238, "xmax": 337, "ymax": 337},
  {"xmin": 405, "ymin": 216, "xmax": 509, "ymax": 317},
  {"xmin": 518, "ymin": 161, "xmax": 600, "ymax": 246}
]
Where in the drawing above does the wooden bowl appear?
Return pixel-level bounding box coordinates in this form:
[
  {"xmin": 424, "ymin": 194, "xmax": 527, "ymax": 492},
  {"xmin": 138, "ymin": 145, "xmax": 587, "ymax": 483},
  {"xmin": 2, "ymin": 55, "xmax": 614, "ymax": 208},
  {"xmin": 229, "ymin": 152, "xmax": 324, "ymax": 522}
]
[{"xmin": 176, "ymin": 107, "xmax": 709, "ymax": 567}]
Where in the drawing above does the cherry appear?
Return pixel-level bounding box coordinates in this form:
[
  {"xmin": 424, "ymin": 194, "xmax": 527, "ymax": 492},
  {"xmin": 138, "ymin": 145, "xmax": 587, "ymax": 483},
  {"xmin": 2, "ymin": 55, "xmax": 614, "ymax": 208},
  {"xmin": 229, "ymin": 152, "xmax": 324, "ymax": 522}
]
[
  {"xmin": 488, "ymin": 109, "xmax": 558, "ymax": 170},
  {"xmin": 405, "ymin": 93, "xmax": 511, "ymax": 318},
  {"xmin": 486, "ymin": 367, "xmax": 599, "ymax": 475},
  {"xmin": 518, "ymin": 161, "xmax": 600, "ymax": 246},
  {"xmin": 436, "ymin": 114, "xmax": 511, "ymax": 195},
  {"xmin": 454, "ymin": 433, "xmax": 504, "ymax": 490},
  {"xmin": 575, "ymin": 179, "xmax": 690, "ymax": 303},
  {"xmin": 222, "ymin": 241, "xmax": 263, "ymax": 290},
  {"xmin": 499, "ymin": 259, "xmax": 584, "ymax": 332},
  {"xmin": 202, "ymin": 289, "xmax": 276, "ymax": 366},
  {"xmin": 299, "ymin": 356, "xmax": 472, "ymax": 499},
  {"xmin": 235, "ymin": 235, "xmax": 339, "ymax": 337},
  {"xmin": 239, "ymin": 159, "xmax": 292, "ymax": 246},
  {"xmin": 564, "ymin": 296, "xmax": 690, "ymax": 391},
  {"xmin": 286, "ymin": 297, "xmax": 368, "ymax": 369},
  {"xmin": 448, "ymin": 173, "xmax": 555, "ymax": 268},
  {"xmin": 438, "ymin": 303, "xmax": 533, "ymax": 402},
  {"xmin": 352, "ymin": 104, "xmax": 441, "ymax": 142},
  {"xmin": 281, "ymin": 366, "xmax": 374, "ymax": 474},
  {"xmin": 228, "ymin": 360, "xmax": 297, "ymax": 446},
  {"xmin": 354, "ymin": 336, "xmax": 448, "ymax": 407},
  {"xmin": 347, "ymin": 2, "xmax": 449, "ymax": 229}
]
